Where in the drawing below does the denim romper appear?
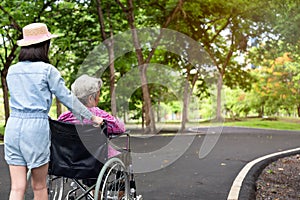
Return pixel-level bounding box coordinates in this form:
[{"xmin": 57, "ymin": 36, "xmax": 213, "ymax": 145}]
[{"xmin": 4, "ymin": 61, "xmax": 92, "ymax": 169}]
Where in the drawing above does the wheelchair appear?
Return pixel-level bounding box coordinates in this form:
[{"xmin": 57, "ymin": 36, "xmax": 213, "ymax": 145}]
[{"xmin": 27, "ymin": 118, "xmax": 142, "ymax": 200}]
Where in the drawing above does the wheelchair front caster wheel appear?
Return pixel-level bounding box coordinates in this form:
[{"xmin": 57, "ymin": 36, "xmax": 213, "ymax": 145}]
[{"xmin": 68, "ymin": 196, "xmax": 75, "ymax": 200}]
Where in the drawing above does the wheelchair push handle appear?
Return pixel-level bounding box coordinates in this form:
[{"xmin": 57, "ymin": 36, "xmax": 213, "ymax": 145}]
[{"xmin": 92, "ymin": 119, "xmax": 107, "ymax": 128}]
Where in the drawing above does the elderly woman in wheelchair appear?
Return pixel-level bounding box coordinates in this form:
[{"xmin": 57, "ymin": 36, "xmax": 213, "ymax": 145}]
[
  {"xmin": 47, "ymin": 118, "xmax": 139, "ymax": 200},
  {"xmin": 58, "ymin": 74, "xmax": 125, "ymax": 159},
  {"xmin": 28, "ymin": 75, "xmax": 142, "ymax": 200}
]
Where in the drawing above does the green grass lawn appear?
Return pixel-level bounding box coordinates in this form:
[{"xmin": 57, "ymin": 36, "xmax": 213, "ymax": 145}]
[
  {"xmin": 224, "ymin": 117, "xmax": 300, "ymax": 131},
  {"xmin": 128, "ymin": 117, "xmax": 300, "ymax": 131}
]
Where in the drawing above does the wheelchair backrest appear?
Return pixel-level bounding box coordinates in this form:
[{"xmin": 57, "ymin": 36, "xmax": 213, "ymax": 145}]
[{"xmin": 48, "ymin": 118, "xmax": 108, "ymax": 179}]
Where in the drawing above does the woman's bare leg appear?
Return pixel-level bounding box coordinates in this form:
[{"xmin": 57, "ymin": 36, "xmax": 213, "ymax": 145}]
[
  {"xmin": 9, "ymin": 165, "xmax": 27, "ymax": 200},
  {"xmin": 31, "ymin": 163, "xmax": 49, "ymax": 200}
]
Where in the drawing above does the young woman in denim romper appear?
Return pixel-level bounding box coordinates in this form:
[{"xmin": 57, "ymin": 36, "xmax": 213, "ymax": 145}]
[{"xmin": 4, "ymin": 23, "xmax": 104, "ymax": 200}]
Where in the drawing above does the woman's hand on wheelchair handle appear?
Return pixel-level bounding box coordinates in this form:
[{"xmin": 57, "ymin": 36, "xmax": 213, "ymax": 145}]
[{"xmin": 91, "ymin": 115, "xmax": 104, "ymax": 126}]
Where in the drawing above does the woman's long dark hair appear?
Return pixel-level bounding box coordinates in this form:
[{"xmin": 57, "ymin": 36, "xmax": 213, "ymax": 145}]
[{"xmin": 19, "ymin": 40, "xmax": 50, "ymax": 63}]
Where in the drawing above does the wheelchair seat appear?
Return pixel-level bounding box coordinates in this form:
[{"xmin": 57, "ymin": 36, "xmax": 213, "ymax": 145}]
[{"xmin": 48, "ymin": 118, "xmax": 108, "ymax": 179}]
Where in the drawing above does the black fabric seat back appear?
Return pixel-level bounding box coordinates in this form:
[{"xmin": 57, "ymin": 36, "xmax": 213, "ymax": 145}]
[{"xmin": 48, "ymin": 119, "xmax": 108, "ymax": 179}]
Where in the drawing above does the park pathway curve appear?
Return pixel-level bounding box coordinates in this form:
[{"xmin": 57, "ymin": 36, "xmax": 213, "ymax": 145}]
[{"xmin": 1, "ymin": 126, "xmax": 300, "ymax": 199}]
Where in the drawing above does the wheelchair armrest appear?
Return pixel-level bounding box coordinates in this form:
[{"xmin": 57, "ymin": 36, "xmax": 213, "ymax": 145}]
[
  {"xmin": 108, "ymin": 131, "xmax": 131, "ymax": 151},
  {"xmin": 108, "ymin": 130, "xmax": 130, "ymax": 139}
]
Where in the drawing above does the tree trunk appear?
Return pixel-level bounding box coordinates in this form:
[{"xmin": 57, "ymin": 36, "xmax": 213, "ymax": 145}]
[
  {"xmin": 115, "ymin": 0, "xmax": 183, "ymax": 133},
  {"xmin": 123, "ymin": 109, "xmax": 126, "ymax": 124},
  {"xmin": 285, "ymin": 108, "xmax": 291, "ymax": 117},
  {"xmin": 216, "ymin": 72, "xmax": 223, "ymax": 121},
  {"xmin": 126, "ymin": 0, "xmax": 156, "ymax": 133},
  {"xmin": 258, "ymin": 105, "xmax": 264, "ymax": 117},
  {"xmin": 139, "ymin": 64, "xmax": 156, "ymax": 133},
  {"xmin": 142, "ymin": 102, "xmax": 145, "ymax": 131},
  {"xmin": 157, "ymin": 99, "xmax": 161, "ymax": 122},
  {"xmin": 108, "ymin": 39, "xmax": 117, "ymax": 116},
  {"xmin": 56, "ymin": 98, "xmax": 62, "ymax": 118},
  {"xmin": 0, "ymin": 43, "xmax": 18, "ymax": 125},
  {"xmin": 107, "ymin": 4, "xmax": 117, "ymax": 116},
  {"xmin": 1, "ymin": 69, "xmax": 9, "ymax": 126},
  {"xmin": 181, "ymin": 79, "xmax": 190, "ymax": 131},
  {"xmin": 297, "ymin": 105, "xmax": 300, "ymax": 117},
  {"xmin": 181, "ymin": 71, "xmax": 198, "ymax": 131},
  {"xmin": 96, "ymin": 0, "xmax": 117, "ymax": 116}
]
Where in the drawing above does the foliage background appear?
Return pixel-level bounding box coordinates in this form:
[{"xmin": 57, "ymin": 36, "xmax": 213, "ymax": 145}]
[{"xmin": 1, "ymin": 0, "xmax": 300, "ymax": 131}]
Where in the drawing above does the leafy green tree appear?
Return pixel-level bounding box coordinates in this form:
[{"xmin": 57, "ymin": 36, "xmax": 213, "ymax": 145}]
[
  {"xmin": 115, "ymin": 0, "xmax": 184, "ymax": 133},
  {"xmin": 0, "ymin": 0, "xmax": 105, "ymax": 121},
  {"xmin": 177, "ymin": 0, "xmax": 271, "ymax": 120},
  {"xmin": 224, "ymin": 87, "xmax": 252, "ymax": 118},
  {"xmin": 94, "ymin": 0, "xmax": 131, "ymax": 116},
  {"xmin": 247, "ymin": 0, "xmax": 300, "ymax": 117},
  {"xmin": 0, "ymin": 0, "xmax": 58, "ymax": 124},
  {"xmin": 263, "ymin": 53, "xmax": 300, "ymax": 116}
]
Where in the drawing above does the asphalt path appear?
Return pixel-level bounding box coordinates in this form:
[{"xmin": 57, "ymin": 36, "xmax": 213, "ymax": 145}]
[{"xmin": 1, "ymin": 126, "xmax": 300, "ymax": 200}]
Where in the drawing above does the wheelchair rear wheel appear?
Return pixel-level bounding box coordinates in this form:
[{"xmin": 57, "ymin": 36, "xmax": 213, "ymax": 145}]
[{"xmin": 95, "ymin": 157, "xmax": 130, "ymax": 200}]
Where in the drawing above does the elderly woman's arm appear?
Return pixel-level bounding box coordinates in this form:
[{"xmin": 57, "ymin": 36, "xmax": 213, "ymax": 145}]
[{"xmin": 90, "ymin": 107, "xmax": 125, "ymax": 134}]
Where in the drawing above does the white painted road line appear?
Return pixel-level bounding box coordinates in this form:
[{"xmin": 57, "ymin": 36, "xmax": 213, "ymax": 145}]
[{"xmin": 227, "ymin": 147, "xmax": 300, "ymax": 200}]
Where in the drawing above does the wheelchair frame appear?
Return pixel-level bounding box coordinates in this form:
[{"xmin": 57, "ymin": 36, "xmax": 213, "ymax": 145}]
[
  {"xmin": 47, "ymin": 157, "xmax": 134, "ymax": 200},
  {"xmin": 27, "ymin": 119, "xmax": 142, "ymax": 200}
]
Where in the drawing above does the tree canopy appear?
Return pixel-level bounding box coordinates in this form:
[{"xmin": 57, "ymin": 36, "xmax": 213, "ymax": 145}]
[{"xmin": 1, "ymin": 0, "xmax": 300, "ymax": 128}]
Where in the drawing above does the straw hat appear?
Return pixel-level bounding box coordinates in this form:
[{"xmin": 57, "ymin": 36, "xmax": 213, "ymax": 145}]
[
  {"xmin": 17, "ymin": 23, "xmax": 59, "ymax": 46},
  {"xmin": 71, "ymin": 75, "xmax": 103, "ymax": 99}
]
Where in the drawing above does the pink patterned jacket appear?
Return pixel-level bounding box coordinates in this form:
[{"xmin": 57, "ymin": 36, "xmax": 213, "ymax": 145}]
[{"xmin": 58, "ymin": 107, "xmax": 125, "ymax": 158}]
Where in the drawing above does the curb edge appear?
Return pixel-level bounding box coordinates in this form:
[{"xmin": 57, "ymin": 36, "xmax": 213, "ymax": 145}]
[{"xmin": 227, "ymin": 147, "xmax": 300, "ymax": 200}]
